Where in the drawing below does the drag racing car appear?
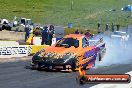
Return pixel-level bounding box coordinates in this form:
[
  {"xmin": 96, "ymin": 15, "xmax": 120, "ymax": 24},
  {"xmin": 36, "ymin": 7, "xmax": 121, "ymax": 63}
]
[{"xmin": 31, "ymin": 34, "xmax": 106, "ymax": 71}]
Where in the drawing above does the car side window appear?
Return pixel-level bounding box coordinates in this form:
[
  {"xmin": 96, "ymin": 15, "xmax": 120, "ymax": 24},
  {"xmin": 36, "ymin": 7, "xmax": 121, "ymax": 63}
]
[{"xmin": 82, "ymin": 37, "xmax": 89, "ymax": 47}]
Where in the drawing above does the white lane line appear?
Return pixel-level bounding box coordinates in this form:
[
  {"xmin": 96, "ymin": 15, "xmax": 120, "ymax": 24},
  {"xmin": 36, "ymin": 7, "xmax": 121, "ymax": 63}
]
[{"xmin": 90, "ymin": 71, "xmax": 132, "ymax": 88}]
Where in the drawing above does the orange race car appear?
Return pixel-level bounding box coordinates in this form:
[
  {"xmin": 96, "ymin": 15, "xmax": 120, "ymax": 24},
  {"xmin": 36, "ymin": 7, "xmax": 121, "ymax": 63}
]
[{"xmin": 31, "ymin": 33, "xmax": 106, "ymax": 71}]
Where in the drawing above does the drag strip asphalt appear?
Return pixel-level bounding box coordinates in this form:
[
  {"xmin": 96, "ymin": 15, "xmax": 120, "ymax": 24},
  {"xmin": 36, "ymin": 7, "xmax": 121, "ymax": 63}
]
[{"xmin": 0, "ymin": 59, "xmax": 132, "ymax": 88}]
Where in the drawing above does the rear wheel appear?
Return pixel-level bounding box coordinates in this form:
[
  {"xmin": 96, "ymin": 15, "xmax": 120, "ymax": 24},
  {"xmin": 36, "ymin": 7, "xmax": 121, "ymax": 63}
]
[
  {"xmin": 94, "ymin": 53, "xmax": 101, "ymax": 67},
  {"xmin": 101, "ymin": 48, "xmax": 106, "ymax": 59},
  {"xmin": 99, "ymin": 53, "xmax": 102, "ymax": 61},
  {"xmin": 96, "ymin": 53, "xmax": 102, "ymax": 61}
]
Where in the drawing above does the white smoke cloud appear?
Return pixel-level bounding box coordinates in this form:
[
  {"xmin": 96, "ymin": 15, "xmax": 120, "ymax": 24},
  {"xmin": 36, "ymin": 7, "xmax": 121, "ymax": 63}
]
[{"xmin": 95, "ymin": 34, "xmax": 132, "ymax": 67}]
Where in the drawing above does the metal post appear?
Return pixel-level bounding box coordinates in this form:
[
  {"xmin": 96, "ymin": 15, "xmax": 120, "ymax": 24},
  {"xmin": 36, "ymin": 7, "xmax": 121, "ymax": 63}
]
[
  {"xmin": 98, "ymin": 16, "xmax": 101, "ymax": 33},
  {"xmin": 71, "ymin": 0, "xmax": 74, "ymax": 10},
  {"xmin": 105, "ymin": 15, "xmax": 108, "ymax": 31}
]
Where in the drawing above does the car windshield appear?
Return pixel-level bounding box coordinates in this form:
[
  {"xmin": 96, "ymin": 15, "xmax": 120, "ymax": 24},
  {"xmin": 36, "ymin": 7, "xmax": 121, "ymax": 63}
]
[
  {"xmin": 56, "ymin": 38, "xmax": 79, "ymax": 48},
  {"xmin": 27, "ymin": 20, "xmax": 32, "ymax": 25}
]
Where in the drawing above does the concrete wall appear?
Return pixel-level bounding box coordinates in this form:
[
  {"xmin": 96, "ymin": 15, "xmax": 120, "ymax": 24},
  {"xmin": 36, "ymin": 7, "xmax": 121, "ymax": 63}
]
[
  {"xmin": 0, "ymin": 41, "xmax": 19, "ymax": 45},
  {"xmin": 0, "ymin": 45, "xmax": 29, "ymax": 58},
  {"xmin": 0, "ymin": 31, "xmax": 25, "ymax": 41},
  {"xmin": 0, "ymin": 45, "xmax": 49, "ymax": 58}
]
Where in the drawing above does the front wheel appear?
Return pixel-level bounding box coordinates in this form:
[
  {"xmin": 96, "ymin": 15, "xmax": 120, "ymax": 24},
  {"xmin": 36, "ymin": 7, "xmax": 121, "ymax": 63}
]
[
  {"xmin": 76, "ymin": 76, "xmax": 87, "ymax": 85},
  {"xmin": 65, "ymin": 65, "xmax": 73, "ymax": 72},
  {"xmin": 32, "ymin": 64, "xmax": 42, "ymax": 70}
]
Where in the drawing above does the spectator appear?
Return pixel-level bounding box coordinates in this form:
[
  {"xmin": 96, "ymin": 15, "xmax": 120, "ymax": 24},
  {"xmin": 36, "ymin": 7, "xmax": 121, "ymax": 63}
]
[
  {"xmin": 75, "ymin": 29, "xmax": 79, "ymax": 34},
  {"xmin": 97, "ymin": 23, "xmax": 101, "ymax": 33},
  {"xmin": 116, "ymin": 24, "xmax": 120, "ymax": 31},
  {"xmin": 49, "ymin": 25, "xmax": 54, "ymax": 30},
  {"xmin": 41, "ymin": 26, "xmax": 48, "ymax": 45},
  {"xmin": 29, "ymin": 25, "xmax": 33, "ymax": 34},
  {"xmin": 85, "ymin": 30, "xmax": 91, "ymax": 38},
  {"xmin": 25, "ymin": 25, "xmax": 30, "ymax": 42},
  {"xmin": 105, "ymin": 24, "xmax": 108, "ymax": 31},
  {"xmin": 48, "ymin": 25, "xmax": 55, "ymax": 45},
  {"xmin": 111, "ymin": 23, "xmax": 114, "ymax": 32}
]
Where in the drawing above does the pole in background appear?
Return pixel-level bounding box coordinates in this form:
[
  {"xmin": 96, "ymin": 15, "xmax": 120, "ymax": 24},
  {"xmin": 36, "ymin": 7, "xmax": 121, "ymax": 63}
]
[
  {"xmin": 126, "ymin": 25, "xmax": 128, "ymax": 33},
  {"xmin": 105, "ymin": 15, "xmax": 108, "ymax": 31},
  {"xmin": 71, "ymin": 0, "xmax": 74, "ymax": 10},
  {"xmin": 97, "ymin": 16, "xmax": 101, "ymax": 33}
]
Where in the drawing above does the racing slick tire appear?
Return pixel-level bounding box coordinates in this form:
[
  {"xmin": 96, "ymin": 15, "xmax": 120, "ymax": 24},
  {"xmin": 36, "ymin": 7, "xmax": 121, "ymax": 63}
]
[
  {"xmin": 96, "ymin": 53, "xmax": 102, "ymax": 61},
  {"xmin": 65, "ymin": 65, "xmax": 73, "ymax": 72},
  {"xmin": 94, "ymin": 53, "xmax": 101, "ymax": 67},
  {"xmin": 99, "ymin": 53, "xmax": 102, "ymax": 61},
  {"xmin": 65, "ymin": 59, "xmax": 77, "ymax": 72},
  {"xmin": 101, "ymin": 48, "xmax": 106, "ymax": 59}
]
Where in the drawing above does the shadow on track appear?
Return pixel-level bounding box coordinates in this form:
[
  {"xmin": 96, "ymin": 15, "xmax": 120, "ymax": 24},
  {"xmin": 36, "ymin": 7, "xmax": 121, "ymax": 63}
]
[{"xmin": 24, "ymin": 65, "xmax": 72, "ymax": 73}]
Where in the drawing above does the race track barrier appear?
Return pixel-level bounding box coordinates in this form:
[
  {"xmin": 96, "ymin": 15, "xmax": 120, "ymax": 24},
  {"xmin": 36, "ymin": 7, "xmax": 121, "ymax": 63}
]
[
  {"xmin": 0, "ymin": 45, "xmax": 49, "ymax": 58},
  {"xmin": 0, "ymin": 45, "xmax": 29, "ymax": 58},
  {"xmin": 31, "ymin": 45, "xmax": 49, "ymax": 54},
  {"xmin": 0, "ymin": 31, "xmax": 25, "ymax": 41}
]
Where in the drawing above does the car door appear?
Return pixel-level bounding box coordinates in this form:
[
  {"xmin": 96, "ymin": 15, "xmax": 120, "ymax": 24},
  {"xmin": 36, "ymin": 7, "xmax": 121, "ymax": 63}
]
[{"xmin": 81, "ymin": 37, "xmax": 96, "ymax": 68}]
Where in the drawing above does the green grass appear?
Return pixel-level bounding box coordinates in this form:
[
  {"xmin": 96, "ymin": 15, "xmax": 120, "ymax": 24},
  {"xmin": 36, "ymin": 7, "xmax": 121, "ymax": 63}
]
[{"xmin": 0, "ymin": 0, "xmax": 132, "ymax": 31}]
